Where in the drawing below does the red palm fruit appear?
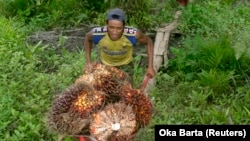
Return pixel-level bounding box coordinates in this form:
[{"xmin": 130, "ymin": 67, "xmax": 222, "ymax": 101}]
[
  {"xmin": 46, "ymin": 81, "xmax": 106, "ymax": 135},
  {"xmin": 110, "ymin": 134, "xmax": 137, "ymax": 141},
  {"xmin": 120, "ymin": 82, "xmax": 154, "ymax": 129},
  {"xmin": 89, "ymin": 102, "xmax": 137, "ymax": 141},
  {"xmin": 91, "ymin": 62, "xmax": 128, "ymax": 80},
  {"xmin": 75, "ymin": 63, "xmax": 130, "ymax": 102}
]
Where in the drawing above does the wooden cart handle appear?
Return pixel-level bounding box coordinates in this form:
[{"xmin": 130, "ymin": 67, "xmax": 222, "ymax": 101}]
[{"xmin": 140, "ymin": 75, "xmax": 151, "ymax": 91}]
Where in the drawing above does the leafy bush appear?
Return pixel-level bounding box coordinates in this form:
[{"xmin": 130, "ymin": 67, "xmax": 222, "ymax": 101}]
[
  {"xmin": 167, "ymin": 1, "xmax": 249, "ymax": 94},
  {"xmin": 0, "ymin": 0, "xmax": 110, "ymax": 30},
  {"xmin": 0, "ymin": 16, "xmax": 84, "ymax": 140}
]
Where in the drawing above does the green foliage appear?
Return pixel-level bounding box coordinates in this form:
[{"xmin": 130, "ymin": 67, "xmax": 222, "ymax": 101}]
[
  {"xmin": 94, "ymin": 0, "xmax": 178, "ymax": 32},
  {"xmin": 232, "ymin": 25, "xmax": 250, "ymax": 77},
  {"xmin": 179, "ymin": 1, "xmax": 250, "ymax": 38},
  {"xmin": 133, "ymin": 55, "xmax": 145, "ymax": 88},
  {"xmin": 0, "ymin": 16, "xmax": 84, "ymax": 140},
  {"xmin": 168, "ymin": 35, "xmax": 249, "ymax": 94},
  {"xmin": 152, "ymin": 0, "xmax": 178, "ymax": 27},
  {"xmin": 197, "ymin": 69, "xmax": 235, "ymax": 95},
  {"xmin": 0, "ymin": 0, "xmax": 110, "ymax": 30},
  {"xmin": 106, "ymin": 0, "xmax": 154, "ymax": 32},
  {"xmin": 145, "ymin": 2, "xmax": 250, "ymax": 138},
  {"xmin": 0, "ymin": 0, "xmax": 178, "ymax": 32},
  {"xmin": 167, "ymin": 1, "xmax": 250, "ymax": 95}
]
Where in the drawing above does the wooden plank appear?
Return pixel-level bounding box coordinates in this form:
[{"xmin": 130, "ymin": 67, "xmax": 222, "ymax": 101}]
[
  {"xmin": 143, "ymin": 10, "xmax": 182, "ymax": 96},
  {"xmin": 163, "ymin": 33, "xmax": 170, "ymax": 66},
  {"xmin": 153, "ymin": 55, "xmax": 164, "ymax": 72},
  {"xmin": 153, "ymin": 32, "xmax": 164, "ymax": 49},
  {"xmin": 155, "ymin": 40, "xmax": 167, "ymax": 55}
]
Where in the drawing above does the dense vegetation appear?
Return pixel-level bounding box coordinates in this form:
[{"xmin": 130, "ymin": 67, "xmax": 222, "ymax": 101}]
[{"xmin": 0, "ymin": 0, "xmax": 249, "ymax": 141}]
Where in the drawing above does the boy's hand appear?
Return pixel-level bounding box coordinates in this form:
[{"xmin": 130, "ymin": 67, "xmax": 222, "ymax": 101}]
[{"xmin": 84, "ymin": 63, "xmax": 93, "ymax": 74}]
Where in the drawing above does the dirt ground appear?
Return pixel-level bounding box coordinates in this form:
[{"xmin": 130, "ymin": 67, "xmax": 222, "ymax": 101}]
[
  {"xmin": 26, "ymin": 26, "xmax": 181, "ymax": 59},
  {"xmin": 27, "ymin": 26, "xmax": 93, "ymax": 52},
  {"xmin": 26, "ymin": 26, "xmax": 157, "ymax": 54}
]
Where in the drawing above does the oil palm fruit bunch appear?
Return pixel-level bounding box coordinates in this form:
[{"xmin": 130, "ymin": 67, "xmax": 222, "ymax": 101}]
[
  {"xmin": 120, "ymin": 82, "xmax": 153, "ymax": 129},
  {"xmin": 75, "ymin": 62, "xmax": 129, "ymax": 102},
  {"xmin": 89, "ymin": 102, "xmax": 137, "ymax": 141},
  {"xmin": 46, "ymin": 81, "xmax": 106, "ymax": 136},
  {"xmin": 110, "ymin": 135, "xmax": 135, "ymax": 141}
]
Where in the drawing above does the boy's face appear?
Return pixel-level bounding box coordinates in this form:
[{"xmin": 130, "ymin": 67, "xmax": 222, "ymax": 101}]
[{"xmin": 107, "ymin": 20, "xmax": 124, "ymax": 41}]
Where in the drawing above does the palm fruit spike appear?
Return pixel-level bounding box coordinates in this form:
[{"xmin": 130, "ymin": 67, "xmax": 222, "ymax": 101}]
[
  {"xmin": 46, "ymin": 81, "xmax": 106, "ymax": 136},
  {"xmin": 75, "ymin": 73, "xmax": 95, "ymax": 86},
  {"xmin": 75, "ymin": 62, "xmax": 129, "ymax": 102},
  {"xmin": 92, "ymin": 63, "xmax": 129, "ymax": 97},
  {"xmin": 120, "ymin": 82, "xmax": 153, "ymax": 129},
  {"xmin": 75, "ymin": 62, "xmax": 127, "ymax": 85},
  {"xmin": 111, "ymin": 134, "xmax": 137, "ymax": 141},
  {"xmin": 89, "ymin": 102, "xmax": 137, "ymax": 141},
  {"xmin": 91, "ymin": 62, "xmax": 128, "ymax": 80}
]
